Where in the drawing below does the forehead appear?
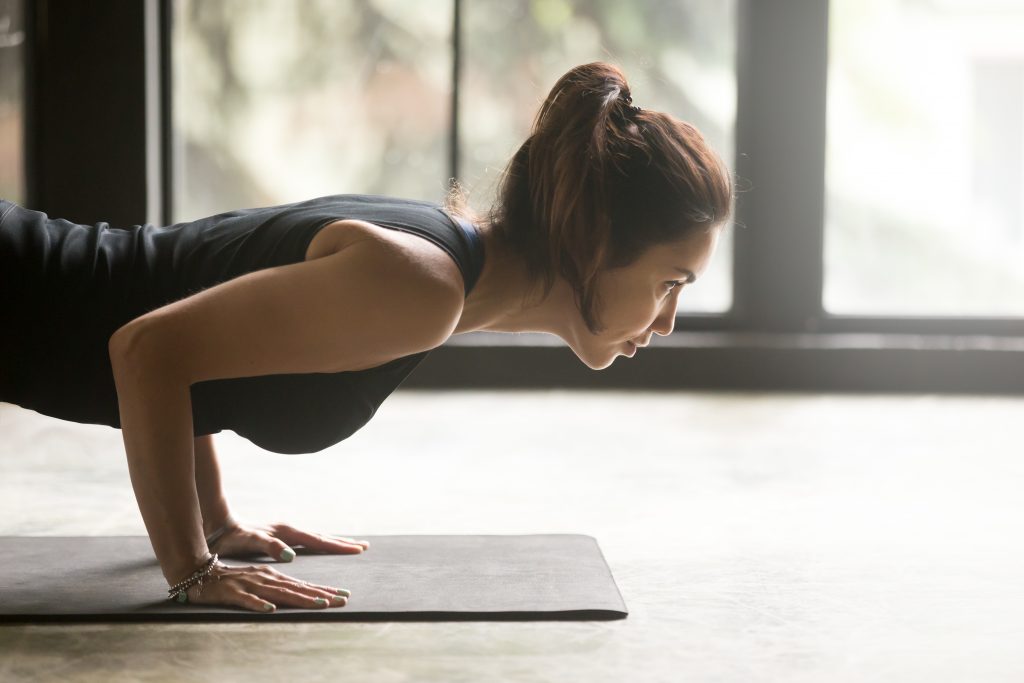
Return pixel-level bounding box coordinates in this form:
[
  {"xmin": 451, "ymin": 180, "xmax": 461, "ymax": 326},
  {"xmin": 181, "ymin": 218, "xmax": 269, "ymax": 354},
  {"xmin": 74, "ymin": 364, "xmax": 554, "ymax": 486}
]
[{"xmin": 643, "ymin": 228, "xmax": 719, "ymax": 266}]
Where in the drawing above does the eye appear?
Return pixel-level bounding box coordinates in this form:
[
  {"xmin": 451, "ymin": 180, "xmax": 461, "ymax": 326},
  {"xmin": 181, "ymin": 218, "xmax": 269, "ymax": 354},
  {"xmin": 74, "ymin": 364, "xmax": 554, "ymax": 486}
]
[{"xmin": 663, "ymin": 280, "xmax": 686, "ymax": 296}]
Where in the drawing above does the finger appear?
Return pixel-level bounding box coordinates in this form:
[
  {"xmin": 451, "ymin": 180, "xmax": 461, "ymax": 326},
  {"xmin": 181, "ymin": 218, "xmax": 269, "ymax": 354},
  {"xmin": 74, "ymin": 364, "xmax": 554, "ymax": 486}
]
[
  {"xmin": 273, "ymin": 524, "xmax": 366, "ymax": 550},
  {"xmin": 190, "ymin": 584, "xmax": 276, "ymax": 613},
  {"xmin": 305, "ymin": 536, "xmax": 366, "ymax": 554},
  {"xmin": 238, "ymin": 592, "xmax": 278, "ymax": 613},
  {"xmin": 300, "ymin": 579, "xmax": 352, "ymax": 598},
  {"xmin": 233, "ymin": 566, "xmax": 350, "ymax": 601},
  {"xmin": 265, "ymin": 576, "xmax": 353, "ymax": 600},
  {"xmin": 273, "ymin": 525, "xmax": 367, "ymax": 553},
  {"xmin": 260, "ymin": 534, "xmax": 297, "ymax": 563},
  {"xmin": 331, "ymin": 535, "xmax": 370, "ymax": 551},
  {"xmin": 256, "ymin": 585, "xmax": 347, "ymax": 609},
  {"xmin": 326, "ymin": 534, "xmax": 370, "ymax": 550}
]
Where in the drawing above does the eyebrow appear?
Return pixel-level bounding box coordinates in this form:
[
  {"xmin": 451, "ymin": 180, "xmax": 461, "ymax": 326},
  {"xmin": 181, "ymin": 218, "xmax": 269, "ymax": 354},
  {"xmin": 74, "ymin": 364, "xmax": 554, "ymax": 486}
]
[{"xmin": 673, "ymin": 267, "xmax": 697, "ymax": 284}]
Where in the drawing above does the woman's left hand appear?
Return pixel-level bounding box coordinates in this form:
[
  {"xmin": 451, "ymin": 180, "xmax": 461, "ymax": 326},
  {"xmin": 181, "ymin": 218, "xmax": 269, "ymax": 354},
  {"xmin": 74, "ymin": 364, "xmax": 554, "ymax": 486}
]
[{"xmin": 208, "ymin": 521, "xmax": 370, "ymax": 563}]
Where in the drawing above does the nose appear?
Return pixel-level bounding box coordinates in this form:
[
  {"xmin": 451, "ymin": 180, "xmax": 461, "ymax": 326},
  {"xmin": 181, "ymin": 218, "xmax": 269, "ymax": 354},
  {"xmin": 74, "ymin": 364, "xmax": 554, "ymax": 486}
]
[{"xmin": 649, "ymin": 299, "xmax": 676, "ymax": 337}]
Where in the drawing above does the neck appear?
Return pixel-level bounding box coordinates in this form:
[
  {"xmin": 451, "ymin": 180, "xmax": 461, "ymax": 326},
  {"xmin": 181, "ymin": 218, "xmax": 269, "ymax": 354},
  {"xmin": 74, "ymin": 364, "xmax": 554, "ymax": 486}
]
[{"xmin": 453, "ymin": 220, "xmax": 576, "ymax": 339}]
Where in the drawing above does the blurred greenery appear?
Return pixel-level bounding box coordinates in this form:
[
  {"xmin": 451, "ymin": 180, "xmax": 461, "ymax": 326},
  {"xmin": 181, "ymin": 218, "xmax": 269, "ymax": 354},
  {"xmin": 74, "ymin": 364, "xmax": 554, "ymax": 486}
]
[
  {"xmin": 173, "ymin": 0, "xmax": 452, "ymax": 221},
  {"xmin": 0, "ymin": 0, "xmax": 23, "ymax": 203}
]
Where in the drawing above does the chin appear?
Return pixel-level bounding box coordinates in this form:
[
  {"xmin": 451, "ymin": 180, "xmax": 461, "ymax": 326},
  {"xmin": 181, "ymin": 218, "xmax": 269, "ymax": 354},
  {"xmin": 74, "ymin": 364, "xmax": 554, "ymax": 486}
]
[{"xmin": 573, "ymin": 348, "xmax": 617, "ymax": 371}]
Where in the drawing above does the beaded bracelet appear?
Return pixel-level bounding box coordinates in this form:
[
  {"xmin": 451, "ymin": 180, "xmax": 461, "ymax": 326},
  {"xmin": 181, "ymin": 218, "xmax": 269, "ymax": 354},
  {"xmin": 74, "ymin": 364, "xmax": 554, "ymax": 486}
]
[{"xmin": 167, "ymin": 553, "xmax": 221, "ymax": 603}]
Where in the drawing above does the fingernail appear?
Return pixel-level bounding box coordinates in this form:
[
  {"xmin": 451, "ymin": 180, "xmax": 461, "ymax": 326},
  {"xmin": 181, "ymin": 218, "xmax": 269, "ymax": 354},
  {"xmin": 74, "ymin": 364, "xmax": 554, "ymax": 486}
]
[
  {"xmin": 313, "ymin": 597, "xmax": 328, "ymax": 607},
  {"xmin": 175, "ymin": 592, "xmax": 188, "ymax": 604},
  {"xmin": 335, "ymin": 588, "xmax": 351, "ymax": 597},
  {"xmin": 331, "ymin": 595, "xmax": 347, "ymax": 604},
  {"xmin": 280, "ymin": 547, "xmax": 296, "ymax": 562},
  {"xmin": 262, "ymin": 603, "xmax": 275, "ymax": 612}
]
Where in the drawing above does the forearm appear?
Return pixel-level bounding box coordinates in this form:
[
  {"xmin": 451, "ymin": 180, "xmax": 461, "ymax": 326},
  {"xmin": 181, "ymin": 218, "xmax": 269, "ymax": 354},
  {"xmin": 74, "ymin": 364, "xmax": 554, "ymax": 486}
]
[
  {"xmin": 110, "ymin": 326, "xmax": 208, "ymax": 585},
  {"xmin": 194, "ymin": 434, "xmax": 232, "ymax": 536}
]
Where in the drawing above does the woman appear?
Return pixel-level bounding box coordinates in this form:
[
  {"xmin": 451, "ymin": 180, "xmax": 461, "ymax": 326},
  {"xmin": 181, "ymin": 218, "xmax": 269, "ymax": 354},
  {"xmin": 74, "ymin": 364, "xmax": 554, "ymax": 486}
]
[{"xmin": 0, "ymin": 62, "xmax": 732, "ymax": 612}]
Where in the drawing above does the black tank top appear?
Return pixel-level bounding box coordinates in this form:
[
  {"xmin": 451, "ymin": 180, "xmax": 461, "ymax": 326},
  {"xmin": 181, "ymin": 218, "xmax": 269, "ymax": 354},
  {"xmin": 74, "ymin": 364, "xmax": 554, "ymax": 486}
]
[{"xmin": 0, "ymin": 194, "xmax": 485, "ymax": 454}]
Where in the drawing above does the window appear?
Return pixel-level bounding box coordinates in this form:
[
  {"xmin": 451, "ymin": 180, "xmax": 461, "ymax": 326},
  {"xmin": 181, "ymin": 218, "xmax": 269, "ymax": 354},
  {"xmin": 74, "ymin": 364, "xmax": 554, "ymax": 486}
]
[
  {"xmin": 826, "ymin": 0, "xmax": 1024, "ymax": 316},
  {"xmin": 0, "ymin": 0, "xmax": 24, "ymax": 204},
  {"xmin": 26, "ymin": 0, "xmax": 1021, "ymax": 392},
  {"xmin": 172, "ymin": 0, "xmax": 737, "ymax": 315},
  {"xmin": 172, "ymin": 0, "xmax": 453, "ymax": 222}
]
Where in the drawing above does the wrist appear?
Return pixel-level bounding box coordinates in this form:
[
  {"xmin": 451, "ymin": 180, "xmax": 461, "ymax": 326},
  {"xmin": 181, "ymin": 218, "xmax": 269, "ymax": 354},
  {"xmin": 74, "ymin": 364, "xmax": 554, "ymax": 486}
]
[
  {"xmin": 168, "ymin": 552, "xmax": 221, "ymax": 600},
  {"xmin": 204, "ymin": 513, "xmax": 239, "ymax": 549},
  {"xmin": 165, "ymin": 549, "xmax": 215, "ymax": 587},
  {"xmin": 201, "ymin": 500, "xmax": 233, "ymax": 536}
]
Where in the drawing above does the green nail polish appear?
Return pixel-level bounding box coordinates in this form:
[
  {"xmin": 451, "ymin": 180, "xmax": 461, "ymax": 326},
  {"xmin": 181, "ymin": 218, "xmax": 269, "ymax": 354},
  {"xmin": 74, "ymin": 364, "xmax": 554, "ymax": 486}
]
[
  {"xmin": 175, "ymin": 592, "xmax": 188, "ymax": 604},
  {"xmin": 262, "ymin": 603, "xmax": 274, "ymax": 612},
  {"xmin": 280, "ymin": 547, "xmax": 296, "ymax": 562},
  {"xmin": 314, "ymin": 597, "xmax": 327, "ymax": 607},
  {"xmin": 331, "ymin": 595, "xmax": 347, "ymax": 604},
  {"xmin": 335, "ymin": 588, "xmax": 351, "ymax": 597}
]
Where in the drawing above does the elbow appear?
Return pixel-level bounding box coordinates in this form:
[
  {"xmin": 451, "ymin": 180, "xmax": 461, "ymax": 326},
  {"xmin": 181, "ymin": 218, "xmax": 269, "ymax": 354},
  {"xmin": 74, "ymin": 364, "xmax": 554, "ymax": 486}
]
[
  {"xmin": 109, "ymin": 322, "xmax": 143, "ymax": 392},
  {"xmin": 108, "ymin": 321, "xmax": 142, "ymax": 371},
  {"xmin": 108, "ymin": 319, "xmax": 164, "ymax": 385},
  {"xmin": 109, "ymin": 317, "xmax": 189, "ymax": 388}
]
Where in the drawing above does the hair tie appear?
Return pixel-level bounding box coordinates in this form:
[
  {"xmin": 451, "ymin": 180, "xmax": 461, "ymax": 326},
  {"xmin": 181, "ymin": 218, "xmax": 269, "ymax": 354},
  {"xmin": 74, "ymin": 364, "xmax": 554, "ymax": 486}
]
[{"xmin": 621, "ymin": 93, "xmax": 642, "ymax": 117}]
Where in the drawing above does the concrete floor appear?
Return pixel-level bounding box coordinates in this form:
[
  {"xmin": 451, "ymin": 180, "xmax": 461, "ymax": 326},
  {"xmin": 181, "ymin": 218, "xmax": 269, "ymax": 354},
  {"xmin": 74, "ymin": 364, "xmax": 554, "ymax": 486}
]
[{"xmin": 1, "ymin": 390, "xmax": 1023, "ymax": 682}]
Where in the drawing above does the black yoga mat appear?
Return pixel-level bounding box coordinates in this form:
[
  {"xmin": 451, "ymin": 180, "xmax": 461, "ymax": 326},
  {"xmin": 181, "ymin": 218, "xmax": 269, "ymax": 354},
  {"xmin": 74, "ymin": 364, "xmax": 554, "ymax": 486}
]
[{"xmin": 0, "ymin": 534, "xmax": 627, "ymax": 622}]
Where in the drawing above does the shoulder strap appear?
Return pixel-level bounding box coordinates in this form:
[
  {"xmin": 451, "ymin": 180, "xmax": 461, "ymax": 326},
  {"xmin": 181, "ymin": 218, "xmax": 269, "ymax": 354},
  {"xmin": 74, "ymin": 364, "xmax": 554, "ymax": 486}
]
[{"xmin": 449, "ymin": 214, "xmax": 485, "ymax": 295}]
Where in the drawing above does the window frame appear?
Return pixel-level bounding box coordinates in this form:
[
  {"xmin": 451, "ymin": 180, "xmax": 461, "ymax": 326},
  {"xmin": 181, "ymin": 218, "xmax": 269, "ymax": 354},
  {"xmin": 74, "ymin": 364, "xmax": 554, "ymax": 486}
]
[{"xmin": 23, "ymin": 0, "xmax": 1024, "ymax": 394}]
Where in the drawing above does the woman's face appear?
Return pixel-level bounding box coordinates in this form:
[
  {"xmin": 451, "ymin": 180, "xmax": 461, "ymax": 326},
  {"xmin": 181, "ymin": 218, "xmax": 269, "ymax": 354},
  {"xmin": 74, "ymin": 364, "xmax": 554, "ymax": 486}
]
[{"xmin": 570, "ymin": 226, "xmax": 721, "ymax": 370}]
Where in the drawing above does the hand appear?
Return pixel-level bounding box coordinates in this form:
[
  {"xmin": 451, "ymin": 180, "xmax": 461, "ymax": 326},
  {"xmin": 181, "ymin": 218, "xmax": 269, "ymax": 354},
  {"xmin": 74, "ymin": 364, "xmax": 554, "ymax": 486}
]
[
  {"xmin": 181, "ymin": 562, "xmax": 352, "ymax": 613},
  {"xmin": 209, "ymin": 520, "xmax": 370, "ymax": 563}
]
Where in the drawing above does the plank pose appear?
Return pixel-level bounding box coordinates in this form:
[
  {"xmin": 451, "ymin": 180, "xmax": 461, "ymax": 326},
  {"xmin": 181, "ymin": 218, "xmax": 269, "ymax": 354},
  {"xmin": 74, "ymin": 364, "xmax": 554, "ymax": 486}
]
[{"xmin": 0, "ymin": 62, "xmax": 733, "ymax": 612}]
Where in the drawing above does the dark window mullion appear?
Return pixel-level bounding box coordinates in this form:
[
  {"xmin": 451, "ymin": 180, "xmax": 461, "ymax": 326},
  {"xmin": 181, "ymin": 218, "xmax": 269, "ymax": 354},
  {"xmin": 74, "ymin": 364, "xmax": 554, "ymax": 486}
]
[
  {"xmin": 449, "ymin": 0, "xmax": 461, "ymax": 189},
  {"xmin": 732, "ymin": 0, "xmax": 830, "ymax": 333},
  {"xmin": 21, "ymin": 0, "xmax": 34, "ymax": 205},
  {"xmin": 26, "ymin": 0, "xmax": 151, "ymax": 226},
  {"xmin": 159, "ymin": 0, "xmax": 173, "ymax": 226}
]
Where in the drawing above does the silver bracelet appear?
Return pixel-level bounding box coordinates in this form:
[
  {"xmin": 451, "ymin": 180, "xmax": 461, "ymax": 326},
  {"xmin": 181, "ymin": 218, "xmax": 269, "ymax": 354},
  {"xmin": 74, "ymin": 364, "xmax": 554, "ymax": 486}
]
[
  {"xmin": 205, "ymin": 514, "xmax": 239, "ymax": 549},
  {"xmin": 168, "ymin": 553, "xmax": 222, "ymax": 602}
]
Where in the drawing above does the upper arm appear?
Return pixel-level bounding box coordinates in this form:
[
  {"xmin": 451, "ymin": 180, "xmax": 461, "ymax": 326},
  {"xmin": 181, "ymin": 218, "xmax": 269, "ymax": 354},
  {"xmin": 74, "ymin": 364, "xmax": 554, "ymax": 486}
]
[{"xmin": 109, "ymin": 234, "xmax": 465, "ymax": 384}]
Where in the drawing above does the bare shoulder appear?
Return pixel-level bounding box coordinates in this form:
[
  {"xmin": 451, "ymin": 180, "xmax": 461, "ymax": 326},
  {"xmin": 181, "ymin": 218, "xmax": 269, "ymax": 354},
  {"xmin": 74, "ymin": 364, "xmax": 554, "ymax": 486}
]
[
  {"xmin": 111, "ymin": 220, "xmax": 466, "ymax": 381},
  {"xmin": 306, "ymin": 218, "xmax": 466, "ymax": 297}
]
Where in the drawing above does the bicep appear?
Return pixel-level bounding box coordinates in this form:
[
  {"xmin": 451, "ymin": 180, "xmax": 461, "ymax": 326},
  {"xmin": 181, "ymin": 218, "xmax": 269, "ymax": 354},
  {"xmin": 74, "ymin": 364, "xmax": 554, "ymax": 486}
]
[{"xmin": 110, "ymin": 238, "xmax": 463, "ymax": 384}]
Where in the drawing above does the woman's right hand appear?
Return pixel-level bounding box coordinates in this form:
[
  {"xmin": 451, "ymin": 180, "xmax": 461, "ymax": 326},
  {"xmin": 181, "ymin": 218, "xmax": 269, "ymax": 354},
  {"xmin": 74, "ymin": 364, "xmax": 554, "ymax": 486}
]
[{"xmin": 179, "ymin": 562, "xmax": 351, "ymax": 612}]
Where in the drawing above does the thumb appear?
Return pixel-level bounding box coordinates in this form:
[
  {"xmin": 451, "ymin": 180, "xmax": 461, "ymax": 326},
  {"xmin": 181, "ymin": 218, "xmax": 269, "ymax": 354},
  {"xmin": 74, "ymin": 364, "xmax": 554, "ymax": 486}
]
[{"xmin": 265, "ymin": 536, "xmax": 296, "ymax": 563}]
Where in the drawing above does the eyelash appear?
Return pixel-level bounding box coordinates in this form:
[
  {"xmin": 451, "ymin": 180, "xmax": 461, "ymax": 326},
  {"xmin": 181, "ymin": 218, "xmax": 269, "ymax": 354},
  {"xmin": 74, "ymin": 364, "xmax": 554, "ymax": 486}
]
[{"xmin": 664, "ymin": 280, "xmax": 686, "ymax": 295}]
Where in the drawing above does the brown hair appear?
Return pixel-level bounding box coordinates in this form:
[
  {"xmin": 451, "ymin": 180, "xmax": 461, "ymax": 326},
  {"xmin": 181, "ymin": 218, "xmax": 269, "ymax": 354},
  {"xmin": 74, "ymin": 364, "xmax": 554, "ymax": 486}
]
[{"xmin": 446, "ymin": 61, "xmax": 733, "ymax": 334}]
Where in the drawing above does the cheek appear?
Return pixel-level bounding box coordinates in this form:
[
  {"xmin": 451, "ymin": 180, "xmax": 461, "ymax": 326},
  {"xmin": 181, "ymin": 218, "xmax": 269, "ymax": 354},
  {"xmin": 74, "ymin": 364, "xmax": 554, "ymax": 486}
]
[
  {"xmin": 592, "ymin": 274, "xmax": 656, "ymax": 337},
  {"xmin": 602, "ymin": 292, "xmax": 655, "ymax": 336}
]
